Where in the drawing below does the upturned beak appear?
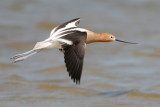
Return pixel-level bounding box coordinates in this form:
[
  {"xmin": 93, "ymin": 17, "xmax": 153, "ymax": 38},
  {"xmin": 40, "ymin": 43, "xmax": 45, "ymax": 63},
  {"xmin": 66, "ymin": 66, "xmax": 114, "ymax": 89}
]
[{"xmin": 115, "ymin": 39, "xmax": 137, "ymax": 44}]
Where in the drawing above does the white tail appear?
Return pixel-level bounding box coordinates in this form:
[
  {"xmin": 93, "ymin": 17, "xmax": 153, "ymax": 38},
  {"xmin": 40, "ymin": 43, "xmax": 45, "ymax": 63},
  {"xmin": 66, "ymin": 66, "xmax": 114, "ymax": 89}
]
[{"xmin": 11, "ymin": 40, "xmax": 55, "ymax": 63}]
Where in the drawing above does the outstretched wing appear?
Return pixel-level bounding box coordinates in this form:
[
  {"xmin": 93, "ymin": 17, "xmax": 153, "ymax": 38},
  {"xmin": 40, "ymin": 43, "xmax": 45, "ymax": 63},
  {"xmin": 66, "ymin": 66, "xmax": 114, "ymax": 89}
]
[
  {"xmin": 55, "ymin": 18, "xmax": 80, "ymax": 32},
  {"xmin": 61, "ymin": 31, "xmax": 87, "ymax": 84},
  {"xmin": 50, "ymin": 18, "xmax": 81, "ymax": 37}
]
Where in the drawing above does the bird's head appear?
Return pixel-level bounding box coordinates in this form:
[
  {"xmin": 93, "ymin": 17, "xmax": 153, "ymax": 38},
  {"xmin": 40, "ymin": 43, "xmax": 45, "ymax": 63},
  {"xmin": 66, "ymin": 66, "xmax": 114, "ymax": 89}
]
[
  {"xmin": 104, "ymin": 33, "xmax": 137, "ymax": 44},
  {"xmin": 104, "ymin": 33, "xmax": 116, "ymax": 42}
]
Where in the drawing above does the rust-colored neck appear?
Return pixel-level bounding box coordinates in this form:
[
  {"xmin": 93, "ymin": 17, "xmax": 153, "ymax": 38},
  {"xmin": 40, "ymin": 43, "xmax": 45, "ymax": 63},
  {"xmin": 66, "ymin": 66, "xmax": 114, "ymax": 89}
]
[{"xmin": 86, "ymin": 30, "xmax": 109, "ymax": 44}]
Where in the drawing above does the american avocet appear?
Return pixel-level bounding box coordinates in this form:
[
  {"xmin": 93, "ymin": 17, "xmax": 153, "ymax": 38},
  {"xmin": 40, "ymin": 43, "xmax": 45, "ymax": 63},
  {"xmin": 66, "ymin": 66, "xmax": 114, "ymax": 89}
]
[{"xmin": 11, "ymin": 18, "xmax": 137, "ymax": 84}]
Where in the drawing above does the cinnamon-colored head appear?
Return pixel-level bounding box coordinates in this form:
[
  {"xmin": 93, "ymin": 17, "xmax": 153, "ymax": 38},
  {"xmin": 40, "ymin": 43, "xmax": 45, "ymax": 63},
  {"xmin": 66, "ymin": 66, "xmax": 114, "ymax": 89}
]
[
  {"xmin": 86, "ymin": 32, "xmax": 116, "ymax": 44},
  {"xmin": 103, "ymin": 33, "xmax": 137, "ymax": 44},
  {"xmin": 102, "ymin": 33, "xmax": 115, "ymax": 42},
  {"xmin": 86, "ymin": 31, "xmax": 137, "ymax": 44}
]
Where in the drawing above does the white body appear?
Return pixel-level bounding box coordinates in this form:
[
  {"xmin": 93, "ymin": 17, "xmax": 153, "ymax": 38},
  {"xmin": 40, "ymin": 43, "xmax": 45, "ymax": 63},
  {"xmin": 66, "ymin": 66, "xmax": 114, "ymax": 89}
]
[{"xmin": 11, "ymin": 19, "xmax": 86, "ymax": 63}]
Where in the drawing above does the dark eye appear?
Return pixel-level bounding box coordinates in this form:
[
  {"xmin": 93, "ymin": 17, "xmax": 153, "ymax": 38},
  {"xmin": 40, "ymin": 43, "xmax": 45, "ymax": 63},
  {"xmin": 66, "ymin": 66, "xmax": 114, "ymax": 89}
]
[{"xmin": 110, "ymin": 36, "xmax": 113, "ymax": 38}]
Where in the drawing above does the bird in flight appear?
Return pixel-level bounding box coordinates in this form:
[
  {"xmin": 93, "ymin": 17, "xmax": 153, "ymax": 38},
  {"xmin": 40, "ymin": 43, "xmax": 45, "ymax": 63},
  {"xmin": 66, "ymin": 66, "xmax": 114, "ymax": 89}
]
[{"xmin": 11, "ymin": 18, "xmax": 137, "ymax": 84}]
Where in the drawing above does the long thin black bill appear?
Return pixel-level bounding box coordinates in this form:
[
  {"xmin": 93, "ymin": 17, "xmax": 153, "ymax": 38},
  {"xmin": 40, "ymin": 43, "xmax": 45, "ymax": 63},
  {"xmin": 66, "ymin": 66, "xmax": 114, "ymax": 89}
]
[{"xmin": 116, "ymin": 39, "xmax": 137, "ymax": 44}]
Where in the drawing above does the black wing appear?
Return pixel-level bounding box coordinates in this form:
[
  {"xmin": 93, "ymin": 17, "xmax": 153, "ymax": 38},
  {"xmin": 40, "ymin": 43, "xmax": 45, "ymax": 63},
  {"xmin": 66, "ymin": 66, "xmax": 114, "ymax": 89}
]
[
  {"xmin": 55, "ymin": 18, "xmax": 80, "ymax": 32},
  {"xmin": 61, "ymin": 31, "xmax": 87, "ymax": 84}
]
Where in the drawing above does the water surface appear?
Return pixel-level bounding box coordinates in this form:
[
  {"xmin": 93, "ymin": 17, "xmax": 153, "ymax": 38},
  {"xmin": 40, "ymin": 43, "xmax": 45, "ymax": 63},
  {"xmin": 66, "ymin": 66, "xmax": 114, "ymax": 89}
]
[{"xmin": 0, "ymin": 0, "xmax": 160, "ymax": 107}]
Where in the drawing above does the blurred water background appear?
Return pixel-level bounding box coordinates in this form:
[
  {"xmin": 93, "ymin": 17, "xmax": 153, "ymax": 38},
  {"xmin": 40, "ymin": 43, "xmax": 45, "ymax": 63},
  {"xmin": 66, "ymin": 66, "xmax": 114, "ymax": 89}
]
[{"xmin": 0, "ymin": 0, "xmax": 160, "ymax": 107}]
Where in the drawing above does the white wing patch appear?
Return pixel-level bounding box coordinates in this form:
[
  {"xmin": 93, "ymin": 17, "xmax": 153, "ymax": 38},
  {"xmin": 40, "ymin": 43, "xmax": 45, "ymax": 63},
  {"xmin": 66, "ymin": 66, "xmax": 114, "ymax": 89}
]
[
  {"xmin": 50, "ymin": 28, "xmax": 86, "ymax": 40},
  {"xmin": 47, "ymin": 18, "xmax": 86, "ymax": 46},
  {"xmin": 50, "ymin": 27, "xmax": 57, "ymax": 37},
  {"xmin": 49, "ymin": 18, "xmax": 81, "ymax": 38},
  {"xmin": 57, "ymin": 39, "xmax": 73, "ymax": 45}
]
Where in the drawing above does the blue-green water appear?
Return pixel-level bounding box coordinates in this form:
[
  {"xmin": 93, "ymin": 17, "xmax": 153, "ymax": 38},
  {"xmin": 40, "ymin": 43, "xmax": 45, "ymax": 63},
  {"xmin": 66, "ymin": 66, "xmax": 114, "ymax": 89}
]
[{"xmin": 0, "ymin": 0, "xmax": 160, "ymax": 107}]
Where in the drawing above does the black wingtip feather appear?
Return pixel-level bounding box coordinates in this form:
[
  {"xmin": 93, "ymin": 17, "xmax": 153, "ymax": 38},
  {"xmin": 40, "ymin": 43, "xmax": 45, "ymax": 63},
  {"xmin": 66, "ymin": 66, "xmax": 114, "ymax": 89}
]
[
  {"xmin": 69, "ymin": 18, "xmax": 80, "ymax": 22},
  {"xmin": 63, "ymin": 46, "xmax": 84, "ymax": 84}
]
